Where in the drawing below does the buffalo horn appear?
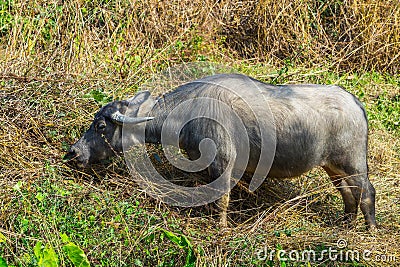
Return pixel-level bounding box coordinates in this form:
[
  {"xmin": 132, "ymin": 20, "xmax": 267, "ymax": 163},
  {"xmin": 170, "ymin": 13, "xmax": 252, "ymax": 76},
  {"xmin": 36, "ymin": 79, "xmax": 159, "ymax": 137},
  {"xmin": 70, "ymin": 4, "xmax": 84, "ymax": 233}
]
[{"xmin": 110, "ymin": 111, "xmax": 154, "ymax": 124}]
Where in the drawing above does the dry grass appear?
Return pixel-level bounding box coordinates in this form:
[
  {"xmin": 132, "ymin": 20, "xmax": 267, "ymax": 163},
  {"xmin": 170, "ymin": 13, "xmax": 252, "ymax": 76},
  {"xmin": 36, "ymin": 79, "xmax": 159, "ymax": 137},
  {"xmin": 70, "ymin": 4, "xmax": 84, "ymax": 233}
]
[
  {"xmin": 223, "ymin": 0, "xmax": 400, "ymax": 73},
  {"xmin": 0, "ymin": 0, "xmax": 399, "ymax": 266},
  {"xmin": 0, "ymin": 0, "xmax": 399, "ymax": 81}
]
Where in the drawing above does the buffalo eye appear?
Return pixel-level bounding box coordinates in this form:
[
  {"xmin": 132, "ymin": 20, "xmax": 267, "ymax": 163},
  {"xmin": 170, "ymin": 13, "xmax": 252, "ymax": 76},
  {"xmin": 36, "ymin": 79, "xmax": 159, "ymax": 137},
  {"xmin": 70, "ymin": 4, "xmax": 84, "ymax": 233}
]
[{"xmin": 96, "ymin": 121, "xmax": 107, "ymax": 132}]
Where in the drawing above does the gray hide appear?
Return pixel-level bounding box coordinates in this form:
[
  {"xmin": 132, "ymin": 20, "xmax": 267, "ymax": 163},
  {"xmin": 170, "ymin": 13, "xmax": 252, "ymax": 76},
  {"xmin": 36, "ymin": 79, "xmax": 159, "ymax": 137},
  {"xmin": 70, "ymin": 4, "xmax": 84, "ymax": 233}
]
[{"xmin": 64, "ymin": 74, "xmax": 376, "ymax": 229}]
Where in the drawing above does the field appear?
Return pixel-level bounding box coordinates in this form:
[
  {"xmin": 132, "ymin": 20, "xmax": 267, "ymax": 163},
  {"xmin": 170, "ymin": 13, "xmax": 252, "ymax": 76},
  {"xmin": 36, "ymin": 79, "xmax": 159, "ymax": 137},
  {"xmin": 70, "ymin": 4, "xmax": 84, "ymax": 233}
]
[{"xmin": 0, "ymin": 0, "xmax": 399, "ymax": 266}]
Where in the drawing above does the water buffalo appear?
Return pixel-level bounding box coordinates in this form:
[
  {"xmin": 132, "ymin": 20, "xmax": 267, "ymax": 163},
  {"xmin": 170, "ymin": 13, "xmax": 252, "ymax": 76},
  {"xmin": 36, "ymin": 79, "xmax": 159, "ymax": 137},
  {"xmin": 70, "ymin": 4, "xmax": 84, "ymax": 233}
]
[{"xmin": 64, "ymin": 73, "xmax": 376, "ymax": 229}]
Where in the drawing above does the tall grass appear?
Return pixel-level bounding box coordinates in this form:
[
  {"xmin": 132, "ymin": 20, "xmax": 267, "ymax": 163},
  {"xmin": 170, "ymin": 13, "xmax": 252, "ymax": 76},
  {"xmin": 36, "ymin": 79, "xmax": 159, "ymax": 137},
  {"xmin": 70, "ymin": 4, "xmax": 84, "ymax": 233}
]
[
  {"xmin": 223, "ymin": 0, "xmax": 400, "ymax": 73},
  {"xmin": 0, "ymin": 0, "xmax": 399, "ymax": 82}
]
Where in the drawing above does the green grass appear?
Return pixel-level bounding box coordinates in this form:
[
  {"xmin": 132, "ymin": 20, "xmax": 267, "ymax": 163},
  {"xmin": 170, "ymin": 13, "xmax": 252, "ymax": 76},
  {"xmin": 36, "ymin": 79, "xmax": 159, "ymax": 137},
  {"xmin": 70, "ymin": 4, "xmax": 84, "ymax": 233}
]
[{"xmin": 2, "ymin": 170, "xmax": 190, "ymax": 266}]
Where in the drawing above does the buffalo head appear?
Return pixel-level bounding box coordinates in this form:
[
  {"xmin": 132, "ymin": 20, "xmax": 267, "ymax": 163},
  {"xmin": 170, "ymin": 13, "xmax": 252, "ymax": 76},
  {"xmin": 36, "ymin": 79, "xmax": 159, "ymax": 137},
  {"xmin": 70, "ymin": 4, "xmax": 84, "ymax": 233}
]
[{"xmin": 64, "ymin": 91, "xmax": 155, "ymax": 167}]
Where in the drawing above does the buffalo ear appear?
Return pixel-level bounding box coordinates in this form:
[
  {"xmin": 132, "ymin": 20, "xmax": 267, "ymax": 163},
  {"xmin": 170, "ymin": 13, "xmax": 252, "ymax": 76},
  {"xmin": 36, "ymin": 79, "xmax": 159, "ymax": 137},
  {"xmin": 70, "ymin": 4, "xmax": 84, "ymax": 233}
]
[
  {"xmin": 129, "ymin": 91, "xmax": 156, "ymax": 117},
  {"xmin": 128, "ymin": 91, "xmax": 151, "ymax": 105}
]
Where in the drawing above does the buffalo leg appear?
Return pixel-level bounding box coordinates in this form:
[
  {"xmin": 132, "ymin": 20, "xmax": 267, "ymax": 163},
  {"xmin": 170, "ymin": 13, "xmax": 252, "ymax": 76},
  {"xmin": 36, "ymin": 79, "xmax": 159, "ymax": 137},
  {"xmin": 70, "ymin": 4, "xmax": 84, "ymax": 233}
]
[
  {"xmin": 208, "ymin": 156, "xmax": 232, "ymax": 227},
  {"xmin": 323, "ymin": 166, "xmax": 358, "ymax": 224},
  {"xmin": 324, "ymin": 164, "xmax": 377, "ymax": 229},
  {"xmin": 344, "ymin": 170, "xmax": 376, "ymax": 229}
]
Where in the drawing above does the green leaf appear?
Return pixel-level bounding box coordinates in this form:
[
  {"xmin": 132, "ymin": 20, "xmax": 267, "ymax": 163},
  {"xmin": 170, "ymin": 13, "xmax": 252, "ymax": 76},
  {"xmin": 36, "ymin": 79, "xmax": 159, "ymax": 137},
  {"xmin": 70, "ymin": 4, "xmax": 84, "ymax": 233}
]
[
  {"xmin": 180, "ymin": 235, "xmax": 193, "ymax": 249},
  {"xmin": 36, "ymin": 192, "xmax": 45, "ymax": 202},
  {"xmin": 83, "ymin": 89, "xmax": 112, "ymax": 106},
  {"xmin": 62, "ymin": 242, "xmax": 90, "ymax": 267},
  {"xmin": 13, "ymin": 181, "xmax": 23, "ymax": 191},
  {"xmin": 40, "ymin": 245, "xmax": 59, "ymax": 267},
  {"xmin": 34, "ymin": 242, "xmax": 59, "ymax": 267},
  {"xmin": 133, "ymin": 258, "xmax": 143, "ymax": 267},
  {"xmin": 160, "ymin": 229, "xmax": 196, "ymax": 267},
  {"xmin": 162, "ymin": 230, "xmax": 182, "ymax": 248},
  {"xmin": 0, "ymin": 257, "xmax": 8, "ymax": 267},
  {"xmin": 34, "ymin": 241, "xmax": 42, "ymax": 260},
  {"xmin": 184, "ymin": 248, "xmax": 196, "ymax": 267},
  {"xmin": 60, "ymin": 233, "xmax": 70, "ymax": 243},
  {"xmin": 134, "ymin": 55, "xmax": 141, "ymax": 66},
  {"xmin": 0, "ymin": 232, "xmax": 6, "ymax": 243}
]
